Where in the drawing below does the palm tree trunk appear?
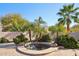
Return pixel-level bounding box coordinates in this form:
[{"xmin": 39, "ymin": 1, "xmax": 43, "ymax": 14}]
[
  {"xmin": 39, "ymin": 33, "xmax": 42, "ymax": 39},
  {"xmin": 57, "ymin": 31, "xmax": 58, "ymax": 38},
  {"xmin": 67, "ymin": 17, "xmax": 70, "ymax": 32},
  {"xmin": 35, "ymin": 34, "xmax": 39, "ymax": 41},
  {"xmin": 29, "ymin": 29, "xmax": 32, "ymax": 42},
  {"xmin": 56, "ymin": 31, "xmax": 59, "ymax": 43},
  {"xmin": 67, "ymin": 23, "xmax": 70, "ymax": 32},
  {"xmin": 55, "ymin": 31, "xmax": 59, "ymax": 43}
]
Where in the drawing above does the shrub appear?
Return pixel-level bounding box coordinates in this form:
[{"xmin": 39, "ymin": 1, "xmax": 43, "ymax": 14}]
[
  {"xmin": 38, "ymin": 34, "xmax": 52, "ymax": 42},
  {"xmin": 13, "ymin": 34, "xmax": 28, "ymax": 44},
  {"xmin": 57, "ymin": 35, "xmax": 79, "ymax": 49},
  {"xmin": 0, "ymin": 37, "xmax": 10, "ymax": 43}
]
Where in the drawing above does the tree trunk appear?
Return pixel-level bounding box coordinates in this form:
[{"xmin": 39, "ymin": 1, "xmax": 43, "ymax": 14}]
[
  {"xmin": 55, "ymin": 31, "xmax": 59, "ymax": 43},
  {"xmin": 67, "ymin": 17, "xmax": 70, "ymax": 32},
  {"xmin": 39, "ymin": 33, "xmax": 42, "ymax": 39},
  {"xmin": 35, "ymin": 34, "xmax": 38, "ymax": 42},
  {"xmin": 29, "ymin": 29, "xmax": 32, "ymax": 42},
  {"xmin": 57, "ymin": 31, "xmax": 58, "ymax": 39},
  {"xmin": 67, "ymin": 23, "xmax": 70, "ymax": 32}
]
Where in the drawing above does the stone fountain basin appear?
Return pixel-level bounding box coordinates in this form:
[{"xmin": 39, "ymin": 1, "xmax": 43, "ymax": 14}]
[{"xmin": 16, "ymin": 42, "xmax": 58, "ymax": 55}]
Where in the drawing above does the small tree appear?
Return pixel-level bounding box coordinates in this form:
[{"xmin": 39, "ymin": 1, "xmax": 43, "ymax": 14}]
[
  {"xmin": 26, "ymin": 23, "xmax": 34, "ymax": 42},
  {"xmin": 33, "ymin": 16, "xmax": 47, "ymax": 41},
  {"xmin": 48, "ymin": 24, "xmax": 65, "ymax": 43},
  {"xmin": 1, "ymin": 14, "xmax": 29, "ymax": 32}
]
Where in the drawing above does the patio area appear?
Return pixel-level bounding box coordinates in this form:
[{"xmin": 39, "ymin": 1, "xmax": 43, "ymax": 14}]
[{"xmin": 0, "ymin": 43, "xmax": 79, "ymax": 56}]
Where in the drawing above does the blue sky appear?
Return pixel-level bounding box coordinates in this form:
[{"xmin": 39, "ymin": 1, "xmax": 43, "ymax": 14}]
[{"xmin": 0, "ymin": 3, "xmax": 79, "ymax": 26}]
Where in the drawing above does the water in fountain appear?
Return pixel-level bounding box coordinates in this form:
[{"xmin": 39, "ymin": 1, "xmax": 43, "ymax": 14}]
[{"xmin": 25, "ymin": 43, "xmax": 51, "ymax": 50}]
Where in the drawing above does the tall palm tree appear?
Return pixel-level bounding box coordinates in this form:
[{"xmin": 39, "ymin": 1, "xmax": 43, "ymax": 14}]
[
  {"xmin": 26, "ymin": 17, "xmax": 46, "ymax": 42},
  {"xmin": 57, "ymin": 4, "xmax": 79, "ymax": 32}
]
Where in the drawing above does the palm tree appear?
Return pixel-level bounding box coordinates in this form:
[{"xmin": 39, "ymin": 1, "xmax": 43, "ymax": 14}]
[
  {"xmin": 34, "ymin": 16, "xmax": 46, "ymax": 41},
  {"xmin": 57, "ymin": 4, "xmax": 79, "ymax": 32}
]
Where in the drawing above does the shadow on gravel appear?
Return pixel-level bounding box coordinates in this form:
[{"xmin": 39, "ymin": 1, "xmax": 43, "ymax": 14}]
[{"xmin": 0, "ymin": 43, "xmax": 16, "ymax": 49}]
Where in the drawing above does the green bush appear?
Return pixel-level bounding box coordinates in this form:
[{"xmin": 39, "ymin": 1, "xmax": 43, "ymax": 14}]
[
  {"xmin": 57, "ymin": 35, "xmax": 79, "ymax": 49},
  {"xmin": 13, "ymin": 34, "xmax": 28, "ymax": 44},
  {"xmin": 0, "ymin": 37, "xmax": 10, "ymax": 43},
  {"xmin": 38, "ymin": 34, "xmax": 52, "ymax": 42}
]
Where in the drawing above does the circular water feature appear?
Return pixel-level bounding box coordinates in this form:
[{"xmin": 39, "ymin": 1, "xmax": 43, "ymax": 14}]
[
  {"xmin": 25, "ymin": 42, "xmax": 51, "ymax": 50},
  {"xmin": 16, "ymin": 42, "xmax": 58, "ymax": 55}
]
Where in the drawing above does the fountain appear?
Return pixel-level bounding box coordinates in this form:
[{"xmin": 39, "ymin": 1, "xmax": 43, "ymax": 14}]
[
  {"xmin": 25, "ymin": 42, "xmax": 52, "ymax": 50},
  {"xmin": 17, "ymin": 42, "xmax": 58, "ymax": 55}
]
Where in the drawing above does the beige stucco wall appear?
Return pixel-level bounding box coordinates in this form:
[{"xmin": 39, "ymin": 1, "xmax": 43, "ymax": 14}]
[
  {"xmin": 0, "ymin": 32, "xmax": 22, "ymax": 41},
  {"xmin": 0, "ymin": 22, "xmax": 2, "ymax": 32}
]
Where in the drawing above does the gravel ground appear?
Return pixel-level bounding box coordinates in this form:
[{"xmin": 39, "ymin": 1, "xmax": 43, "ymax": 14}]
[
  {"xmin": 0, "ymin": 43, "xmax": 25, "ymax": 56},
  {"xmin": 0, "ymin": 48, "xmax": 25, "ymax": 56},
  {"xmin": 0, "ymin": 48, "xmax": 78, "ymax": 56},
  {"xmin": 0, "ymin": 43, "xmax": 79, "ymax": 56}
]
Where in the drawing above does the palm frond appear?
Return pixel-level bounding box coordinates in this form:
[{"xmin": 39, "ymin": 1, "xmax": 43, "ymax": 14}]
[
  {"xmin": 68, "ymin": 4, "xmax": 74, "ymax": 10},
  {"xmin": 75, "ymin": 12, "xmax": 79, "ymax": 16},
  {"xmin": 58, "ymin": 18, "xmax": 65, "ymax": 25},
  {"xmin": 74, "ymin": 19, "xmax": 79, "ymax": 23},
  {"xmin": 57, "ymin": 12, "xmax": 64, "ymax": 16},
  {"xmin": 71, "ymin": 15, "xmax": 77, "ymax": 19},
  {"xmin": 71, "ymin": 7, "xmax": 79, "ymax": 13},
  {"xmin": 58, "ymin": 18, "xmax": 63, "ymax": 21}
]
